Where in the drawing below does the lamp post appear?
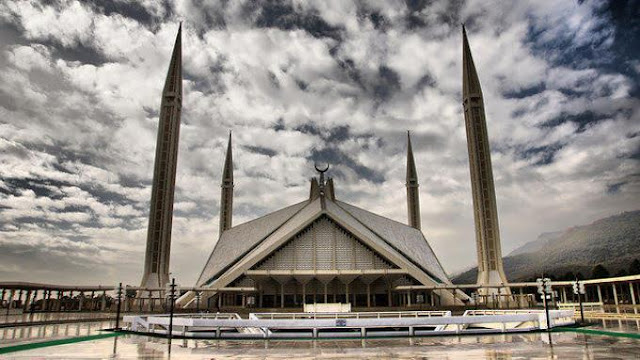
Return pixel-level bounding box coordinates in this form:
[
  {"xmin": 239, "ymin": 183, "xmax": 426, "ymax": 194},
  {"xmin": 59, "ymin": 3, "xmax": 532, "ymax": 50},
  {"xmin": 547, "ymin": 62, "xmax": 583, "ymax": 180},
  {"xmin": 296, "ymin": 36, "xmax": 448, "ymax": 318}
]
[
  {"xmin": 167, "ymin": 278, "xmax": 177, "ymax": 339},
  {"xmin": 537, "ymin": 277, "xmax": 552, "ymax": 331},
  {"xmin": 115, "ymin": 283, "xmax": 123, "ymax": 330},
  {"xmin": 573, "ymin": 279, "xmax": 585, "ymax": 324}
]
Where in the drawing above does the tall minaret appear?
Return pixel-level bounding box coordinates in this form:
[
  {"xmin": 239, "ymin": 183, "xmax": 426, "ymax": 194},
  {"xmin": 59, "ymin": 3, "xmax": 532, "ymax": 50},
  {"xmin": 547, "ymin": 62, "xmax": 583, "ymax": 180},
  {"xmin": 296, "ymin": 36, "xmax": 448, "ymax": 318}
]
[
  {"xmin": 140, "ymin": 24, "xmax": 182, "ymax": 289},
  {"xmin": 406, "ymin": 131, "xmax": 421, "ymax": 230},
  {"xmin": 219, "ymin": 132, "xmax": 233, "ymax": 237},
  {"xmin": 461, "ymin": 26, "xmax": 509, "ymax": 293}
]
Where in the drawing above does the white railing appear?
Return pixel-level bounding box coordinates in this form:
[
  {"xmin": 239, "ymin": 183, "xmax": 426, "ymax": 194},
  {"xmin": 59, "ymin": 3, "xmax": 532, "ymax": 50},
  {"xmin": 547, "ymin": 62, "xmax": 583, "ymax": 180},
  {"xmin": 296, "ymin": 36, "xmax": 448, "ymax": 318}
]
[
  {"xmin": 251, "ymin": 310, "xmax": 451, "ymax": 320},
  {"xmin": 557, "ymin": 302, "xmax": 605, "ymax": 313},
  {"xmin": 122, "ymin": 309, "xmax": 574, "ymax": 339}
]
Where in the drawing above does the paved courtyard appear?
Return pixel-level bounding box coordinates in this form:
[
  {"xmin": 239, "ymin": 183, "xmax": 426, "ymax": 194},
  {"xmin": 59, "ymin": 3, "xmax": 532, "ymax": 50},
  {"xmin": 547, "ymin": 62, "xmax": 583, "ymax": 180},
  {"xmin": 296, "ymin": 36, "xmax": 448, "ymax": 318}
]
[{"xmin": 1, "ymin": 318, "xmax": 639, "ymax": 359}]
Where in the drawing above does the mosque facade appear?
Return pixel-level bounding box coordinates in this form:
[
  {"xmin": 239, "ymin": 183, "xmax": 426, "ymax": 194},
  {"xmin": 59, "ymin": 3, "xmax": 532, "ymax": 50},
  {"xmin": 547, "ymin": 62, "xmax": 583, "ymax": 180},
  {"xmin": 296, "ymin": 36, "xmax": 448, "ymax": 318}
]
[{"xmin": 141, "ymin": 25, "xmax": 508, "ymax": 309}]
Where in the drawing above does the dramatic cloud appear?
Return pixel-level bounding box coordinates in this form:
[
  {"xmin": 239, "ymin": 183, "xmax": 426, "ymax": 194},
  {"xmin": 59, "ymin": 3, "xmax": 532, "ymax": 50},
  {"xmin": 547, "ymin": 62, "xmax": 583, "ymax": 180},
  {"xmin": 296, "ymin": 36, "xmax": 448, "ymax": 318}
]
[{"xmin": 0, "ymin": 0, "xmax": 638, "ymax": 285}]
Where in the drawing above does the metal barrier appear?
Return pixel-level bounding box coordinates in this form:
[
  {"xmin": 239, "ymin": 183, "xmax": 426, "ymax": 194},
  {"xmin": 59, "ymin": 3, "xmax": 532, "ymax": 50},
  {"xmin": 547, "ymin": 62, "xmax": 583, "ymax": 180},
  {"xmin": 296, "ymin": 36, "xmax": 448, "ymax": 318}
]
[
  {"xmin": 251, "ymin": 310, "xmax": 451, "ymax": 320},
  {"xmin": 122, "ymin": 309, "xmax": 574, "ymax": 339}
]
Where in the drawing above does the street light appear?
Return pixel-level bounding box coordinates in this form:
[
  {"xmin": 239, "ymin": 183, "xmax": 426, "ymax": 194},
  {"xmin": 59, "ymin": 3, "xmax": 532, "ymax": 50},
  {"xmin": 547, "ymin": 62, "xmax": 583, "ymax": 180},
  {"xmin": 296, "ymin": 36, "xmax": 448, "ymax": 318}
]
[
  {"xmin": 537, "ymin": 277, "xmax": 552, "ymax": 331},
  {"xmin": 165, "ymin": 278, "xmax": 178, "ymax": 339},
  {"xmin": 114, "ymin": 282, "xmax": 123, "ymax": 330},
  {"xmin": 573, "ymin": 279, "xmax": 586, "ymax": 324}
]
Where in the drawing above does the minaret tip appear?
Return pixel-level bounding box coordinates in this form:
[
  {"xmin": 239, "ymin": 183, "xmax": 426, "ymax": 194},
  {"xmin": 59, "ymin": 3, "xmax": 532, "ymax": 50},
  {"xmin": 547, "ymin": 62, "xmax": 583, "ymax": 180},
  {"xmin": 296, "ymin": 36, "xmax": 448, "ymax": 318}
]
[
  {"xmin": 223, "ymin": 132, "xmax": 233, "ymax": 180},
  {"xmin": 406, "ymin": 132, "xmax": 420, "ymax": 229},
  {"xmin": 462, "ymin": 24, "xmax": 482, "ymax": 98},
  {"xmin": 220, "ymin": 132, "xmax": 234, "ymax": 236}
]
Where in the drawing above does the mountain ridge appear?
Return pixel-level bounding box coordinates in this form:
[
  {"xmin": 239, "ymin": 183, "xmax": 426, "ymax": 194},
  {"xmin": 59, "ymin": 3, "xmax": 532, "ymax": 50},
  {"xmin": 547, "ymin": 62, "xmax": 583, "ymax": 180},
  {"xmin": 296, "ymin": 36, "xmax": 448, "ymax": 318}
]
[{"xmin": 453, "ymin": 210, "xmax": 640, "ymax": 283}]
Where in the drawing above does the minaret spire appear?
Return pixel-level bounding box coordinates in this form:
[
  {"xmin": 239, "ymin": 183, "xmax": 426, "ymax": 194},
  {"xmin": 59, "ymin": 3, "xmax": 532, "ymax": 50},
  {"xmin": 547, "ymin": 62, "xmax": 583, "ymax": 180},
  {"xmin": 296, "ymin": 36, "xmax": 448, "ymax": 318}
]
[
  {"xmin": 140, "ymin": 24, "xmax": 182, "ymax": 289},
  {"xmin": 406, "ymin": 131, "xmax": 421, "ymax": 230},
  {"xmin": 462, "ymin": 25, "xmax": 482, "ymax": 99},
  {"xmin": 219, "ymin": 131, "xmax": 234, "ymax": 237},
  {"xmin": 461, "ymin": 26, "xmax": 509, "ymax": 295}
]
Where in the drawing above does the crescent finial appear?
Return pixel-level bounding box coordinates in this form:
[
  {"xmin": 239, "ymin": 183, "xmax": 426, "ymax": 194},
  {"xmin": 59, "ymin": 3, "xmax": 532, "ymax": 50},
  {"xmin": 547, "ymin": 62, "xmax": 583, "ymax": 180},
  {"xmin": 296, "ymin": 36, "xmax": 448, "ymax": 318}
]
[{"xmin": 314, "ymin": 163, "xmax": 329, "ymax": 173}]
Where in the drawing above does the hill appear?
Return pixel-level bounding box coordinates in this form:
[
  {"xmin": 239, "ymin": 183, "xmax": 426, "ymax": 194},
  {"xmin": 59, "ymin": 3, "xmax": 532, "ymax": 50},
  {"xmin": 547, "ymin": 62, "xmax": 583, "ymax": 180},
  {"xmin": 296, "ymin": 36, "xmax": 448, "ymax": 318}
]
[{"xmin": 453, "ymin": 210, "xmax": 640, "ymax": 283}]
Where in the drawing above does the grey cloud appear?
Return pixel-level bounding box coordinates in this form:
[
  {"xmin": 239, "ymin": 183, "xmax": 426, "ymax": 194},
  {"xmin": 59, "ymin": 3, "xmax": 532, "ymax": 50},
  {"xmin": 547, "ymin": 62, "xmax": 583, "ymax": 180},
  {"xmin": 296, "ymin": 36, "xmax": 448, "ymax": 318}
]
[
  {"xmin": 0, "ymin": 0, "xmax": 638, "ymax": 284},
  {"xmin": 244, "ymin": 145, "xmax": 277, "ymax": 157},
  {"xmin": 252, "ymin": 1, "xmax": 342, "ymax": 40}
]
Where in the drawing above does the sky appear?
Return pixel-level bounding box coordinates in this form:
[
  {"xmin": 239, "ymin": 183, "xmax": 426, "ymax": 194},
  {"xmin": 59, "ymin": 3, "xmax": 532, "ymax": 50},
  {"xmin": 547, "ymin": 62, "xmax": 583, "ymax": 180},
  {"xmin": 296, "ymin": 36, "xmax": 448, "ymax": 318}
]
[{"xmin": 0, "ymin": 0, "xmax": 638, "ymax": 286}]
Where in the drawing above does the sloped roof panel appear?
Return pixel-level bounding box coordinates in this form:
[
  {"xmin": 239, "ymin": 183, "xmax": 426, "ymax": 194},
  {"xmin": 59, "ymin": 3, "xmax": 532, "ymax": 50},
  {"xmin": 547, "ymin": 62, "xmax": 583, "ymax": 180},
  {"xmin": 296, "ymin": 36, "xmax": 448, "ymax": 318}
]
[
  {"xmin": 334, "ymin": 200, "xmax": 450, "ymax": 284},
  {"xmin": 196, "ymin": 201, "xmax": 308, "ymax": 285},
  {"xmin": 205, "ymin": 198, "xmax": 324, "ymax": 287}
]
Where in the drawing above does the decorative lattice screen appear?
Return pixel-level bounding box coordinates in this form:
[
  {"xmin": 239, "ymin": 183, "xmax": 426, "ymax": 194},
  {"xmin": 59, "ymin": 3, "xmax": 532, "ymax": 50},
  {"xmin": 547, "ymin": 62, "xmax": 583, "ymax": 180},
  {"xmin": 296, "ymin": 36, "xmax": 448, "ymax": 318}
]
[{"xmin": 253, "ymin": 216, "xmax": 396, "ymax": 271}]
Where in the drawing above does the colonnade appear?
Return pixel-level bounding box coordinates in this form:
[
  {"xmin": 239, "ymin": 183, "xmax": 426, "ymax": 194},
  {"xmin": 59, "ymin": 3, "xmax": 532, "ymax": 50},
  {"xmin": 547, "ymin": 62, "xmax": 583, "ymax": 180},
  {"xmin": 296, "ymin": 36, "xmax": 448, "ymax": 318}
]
[
  {"xmin": 553, "ymin": 279, "xmax": 640, "ymax": 313},
  {"xmin": 2, "ymin": 275, "xmax": 638, "ymax": 313},
  {"xmin": 0, "ymin": 287, "xmax": 112, "ymax": 313}
]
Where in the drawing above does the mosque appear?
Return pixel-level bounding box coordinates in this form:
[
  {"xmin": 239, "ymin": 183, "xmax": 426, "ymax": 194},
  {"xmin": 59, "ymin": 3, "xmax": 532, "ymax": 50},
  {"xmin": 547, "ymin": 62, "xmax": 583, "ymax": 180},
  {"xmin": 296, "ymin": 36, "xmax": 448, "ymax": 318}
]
[{"xmin": 139, "ymin": 24, "xmax": 509, "ymax": 309}]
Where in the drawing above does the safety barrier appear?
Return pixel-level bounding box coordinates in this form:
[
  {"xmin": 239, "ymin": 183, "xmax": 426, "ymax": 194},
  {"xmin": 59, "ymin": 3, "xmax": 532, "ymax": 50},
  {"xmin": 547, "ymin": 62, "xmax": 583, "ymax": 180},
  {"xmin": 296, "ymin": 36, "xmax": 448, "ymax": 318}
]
[{"xmin": 122, "ymin": 309, "xmax": 574, "ymax": 339}]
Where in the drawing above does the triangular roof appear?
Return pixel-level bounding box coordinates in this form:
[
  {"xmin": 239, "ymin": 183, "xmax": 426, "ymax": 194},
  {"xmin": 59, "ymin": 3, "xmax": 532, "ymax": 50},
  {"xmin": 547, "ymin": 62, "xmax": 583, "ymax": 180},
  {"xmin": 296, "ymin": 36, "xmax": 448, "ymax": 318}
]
[
  {"xmin": 196, "ymin": 201, "xmax": 308, "ymax": 285},
  {"xmin": 196, "ymin": 195, "xmax": 451, "ymax": 288},
  {"xmin": 335, "ymin": 201, "xmax": 450, "ymax": 283}
]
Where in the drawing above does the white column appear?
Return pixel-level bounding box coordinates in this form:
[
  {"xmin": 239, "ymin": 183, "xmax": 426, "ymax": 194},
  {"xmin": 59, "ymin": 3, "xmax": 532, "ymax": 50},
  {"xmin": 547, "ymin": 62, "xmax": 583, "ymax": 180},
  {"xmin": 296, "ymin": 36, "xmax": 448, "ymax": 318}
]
[
  {"xmin": 518, "ymin": 288, "xmax": 524, "ymax": 308},
  {"xmin": 302, "ymin": 283, "xmax": 306, "ymax": 305},
  {"xmin": 7, "ymin": 290, "xmax": 14, "ymax": 310},
  {"xmin": 612, "ymin": 284, "xmax": 619, "ymax": 313},
  {"xmin": 324, "ymin": 283, "xmax": 328, "ymax": 303},
  {"xmin": 629, "ymin": 282, "xmax": 637, "ymax": 315},
  {"xmin": 23, "ymin": 291, "xmax": 32, "ymax": 312},
  {"xmin": 366, "ymin": 284, "xmax": 371, "ymax": 308},
  {"xmin": 345, "ymin": 283, "xmax": 349, "ymax": 304},
  {"xmin": 17, "ymin": 290, "xmax": 23, "ymax": 310},
  {"xmin": 32, "ymin": 290, "xmax": 39, "ymax": 312},
  {"xmin": 280, "ymin": 283, "xmax": 285, "ymax": 308},
  {"xmin": 597, "ymin": 285, "xmax": 603, "ymax": 303}
]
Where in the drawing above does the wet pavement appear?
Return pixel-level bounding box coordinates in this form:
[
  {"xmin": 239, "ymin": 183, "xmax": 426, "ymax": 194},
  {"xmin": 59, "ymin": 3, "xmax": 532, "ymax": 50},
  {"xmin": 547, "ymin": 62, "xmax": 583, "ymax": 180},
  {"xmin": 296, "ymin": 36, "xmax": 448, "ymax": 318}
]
[
  {"xmin": 0, "ymin": 318, "xmax": 639, "ymax": 359},
  {"xmin": 0, "ymin": 312, "xmax": 115, "ymax": 326}
]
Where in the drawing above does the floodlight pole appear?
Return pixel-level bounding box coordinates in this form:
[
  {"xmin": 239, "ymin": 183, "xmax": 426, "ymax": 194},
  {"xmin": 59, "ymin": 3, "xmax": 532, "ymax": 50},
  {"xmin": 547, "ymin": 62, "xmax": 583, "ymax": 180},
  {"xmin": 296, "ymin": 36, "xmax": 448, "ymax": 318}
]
[
  {"xmin": 115, "ymin": 282, "xmax": 122, "ymax": 330},
  {"xmin": 577, "ymin": 280, "xmax": 585, "ymax": 324},
  {"xmin": 168, "ymin": 278, "xmax": 176, "ymax": 339},
  {"xmin": 542, "ymin": 277, "xmax": 551, "ymax": 331}
]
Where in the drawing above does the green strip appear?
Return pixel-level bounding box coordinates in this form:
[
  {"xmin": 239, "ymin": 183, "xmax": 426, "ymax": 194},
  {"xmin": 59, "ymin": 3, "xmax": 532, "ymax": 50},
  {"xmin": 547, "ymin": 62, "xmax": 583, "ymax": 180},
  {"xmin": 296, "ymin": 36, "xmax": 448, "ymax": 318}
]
[
  {"xmin": 552, "ymin": 327, "xmax": 640, "ymax": 339},
  {"xmin": 0, "ymin": 332, "xmax": 118, "ymax": 354}
]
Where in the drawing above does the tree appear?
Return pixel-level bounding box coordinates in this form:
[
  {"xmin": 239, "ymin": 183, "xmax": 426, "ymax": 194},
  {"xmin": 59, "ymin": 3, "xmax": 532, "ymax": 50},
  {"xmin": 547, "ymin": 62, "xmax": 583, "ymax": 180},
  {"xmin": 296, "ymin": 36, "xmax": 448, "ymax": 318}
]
[
  {"xmin": 591, "ymin": 264, "xmax": 610, "ymax": 279},
  {"xmin": 629, "ymin": 259, "xmax": 640, "ymax": 275},
  {"xmin": 614, "ymin": 269, "xmax": 628, "ymax": 277}
]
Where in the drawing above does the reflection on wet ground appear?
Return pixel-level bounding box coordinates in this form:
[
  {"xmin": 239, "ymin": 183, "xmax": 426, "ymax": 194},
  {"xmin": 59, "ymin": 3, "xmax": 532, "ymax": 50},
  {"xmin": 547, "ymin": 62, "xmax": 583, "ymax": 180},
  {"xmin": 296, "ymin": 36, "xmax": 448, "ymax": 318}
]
[
  {"xmin": 0, "ymin": 312, "xmax": 114, "ymax": 325},
  {"xmin": 0, "ymin": 318, "xmax": 639, "ymax": 359},
  {"xmin": 0, "ymin": 320, "xmax": 113, "ymax": 346}
]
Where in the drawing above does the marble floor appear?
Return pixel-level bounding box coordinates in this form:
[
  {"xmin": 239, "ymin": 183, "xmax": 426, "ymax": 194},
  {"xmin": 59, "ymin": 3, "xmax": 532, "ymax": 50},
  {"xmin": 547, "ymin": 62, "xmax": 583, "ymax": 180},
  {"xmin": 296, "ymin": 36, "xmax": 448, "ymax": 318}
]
[{"xmin": 0, "ymin": 318, "xmax": 639, "ymax": 359}]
